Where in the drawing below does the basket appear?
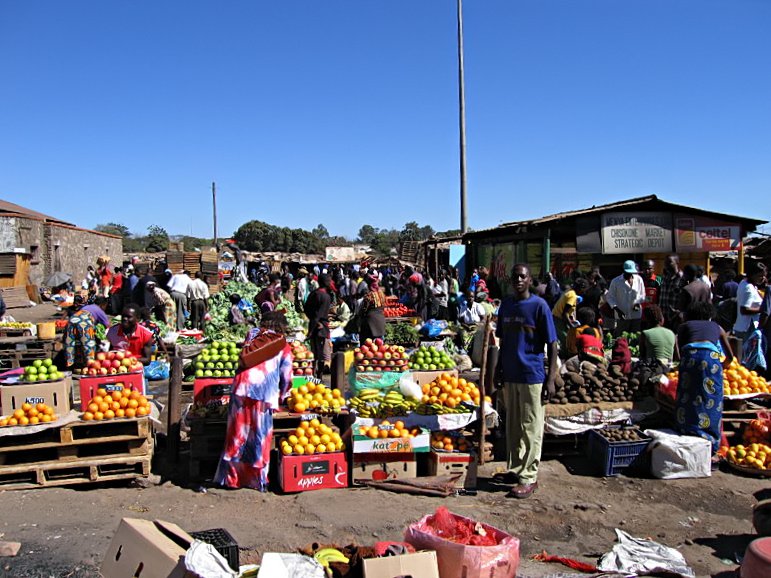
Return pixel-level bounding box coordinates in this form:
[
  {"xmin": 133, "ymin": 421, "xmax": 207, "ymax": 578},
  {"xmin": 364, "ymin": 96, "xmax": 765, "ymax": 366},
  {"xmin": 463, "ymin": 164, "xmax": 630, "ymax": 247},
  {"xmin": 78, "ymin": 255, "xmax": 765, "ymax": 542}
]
[
  {"xmin": 190, "ymin": 528, "xmax": 239, "ymax": 571},
  {"xmin": 587, "ymin": 427, "xmax": 651, "ymax": 477},
  {"xmin": 37, "ymin": 322, "xmax": 56, "ymax": 340}
]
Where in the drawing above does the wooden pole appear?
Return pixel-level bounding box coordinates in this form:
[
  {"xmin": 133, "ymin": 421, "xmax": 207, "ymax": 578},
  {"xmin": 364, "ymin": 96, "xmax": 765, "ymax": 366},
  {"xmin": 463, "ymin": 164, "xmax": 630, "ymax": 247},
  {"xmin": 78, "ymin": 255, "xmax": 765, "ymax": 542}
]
[
  {"xmin": 457, "ymin": 0, "xmax": 468, "ymax": 234},
  {"xmin": 212, "ymin": 182, "xmax": 218, "ymax": 249},
  {"xmin": 331, "ymin": 351, "xmax": 346, "ymax": 393},
  {"xmin": 167, "ymin": 355, "xmax": 183, "ymax": 462},
  {"xmin": 476, "ymin": 317, "xmax": 492, "ymax": 464}
]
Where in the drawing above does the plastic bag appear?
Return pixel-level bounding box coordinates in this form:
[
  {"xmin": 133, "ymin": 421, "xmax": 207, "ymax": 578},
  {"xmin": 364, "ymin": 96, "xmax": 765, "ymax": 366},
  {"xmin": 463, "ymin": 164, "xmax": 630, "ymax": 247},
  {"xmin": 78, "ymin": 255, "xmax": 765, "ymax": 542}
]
[
  {"xmin": 348, "ymin": 367, "xmax": 404, "ymax": 395},
  {"xmin": 420, "ymin": 319, "xmax": 448, "ymax": 338},
  {"xmin": 238, "ymin": 298, "xmax": 255, "ymax": 316},
  {"xmin": 145, "ymin": 360, "xmax": 170, "ymax": 381},
  {"xmin": 645, "ymin": 429, "xmax": 711, "ymax": 479},
  {"xmin": 404, "ymin": 508, "xmax": 520, "ymax": 578},
  {"xmin": 598, "ymin": 528, "xmax": 694, "ymax": 577},
  {"xmin": 398, "ymin": 373, "xmax": 423, "ymax": 400}
]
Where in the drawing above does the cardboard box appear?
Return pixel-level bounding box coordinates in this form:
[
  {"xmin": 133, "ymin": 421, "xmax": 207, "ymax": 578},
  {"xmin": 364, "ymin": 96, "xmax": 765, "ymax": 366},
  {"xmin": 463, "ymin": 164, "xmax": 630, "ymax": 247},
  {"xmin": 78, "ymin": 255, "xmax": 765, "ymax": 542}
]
[
  {"xmin": 292, "ymin": 375, "xmax": 321, "ymax": 389},
  {"xmin": 0, "ymin": 377, "xmax": 71, "ymax": 415},
  {"xmin": 363, "ymin": 551, "xmax": 440, "ymax": 578},
  {"xmin": 193, "ymin": 378, "xmax": 232, "ymax": 406},
  {"xmin": 428, "ymin": 450, "xmax": 477, "ymax": 489},
  {"xmin": 353, "ymin": 430, "xmax": 430, "ymax": 454},
  {"xmin": 101, "ymin": 518, "xmax": 196, "ymax": 578},
  {"xmin": 279, "ymin": 452, "xmax": 349, "ymax": 492},
  {"xmin": 78, "ymin": 373, "xmax": 144, "ymax": 410},
  {"xmin": 410, "ymin": 369, "xmax": 458, "ymax": 387},
  {"xmin": 352, "ymin": 452, "xmax": 417, "ymax": 483}
]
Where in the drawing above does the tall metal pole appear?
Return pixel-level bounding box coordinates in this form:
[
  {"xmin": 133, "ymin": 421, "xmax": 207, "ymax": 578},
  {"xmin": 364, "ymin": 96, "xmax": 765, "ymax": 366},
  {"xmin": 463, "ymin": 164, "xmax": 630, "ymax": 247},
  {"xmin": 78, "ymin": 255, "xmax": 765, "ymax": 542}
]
[
  {"xmin": 458, "ymin": 0, "xmax": 468, "ymax": 234},
  {"xmin": 212, "ymin": 181, "xmax": 218, "ymax": 248}
]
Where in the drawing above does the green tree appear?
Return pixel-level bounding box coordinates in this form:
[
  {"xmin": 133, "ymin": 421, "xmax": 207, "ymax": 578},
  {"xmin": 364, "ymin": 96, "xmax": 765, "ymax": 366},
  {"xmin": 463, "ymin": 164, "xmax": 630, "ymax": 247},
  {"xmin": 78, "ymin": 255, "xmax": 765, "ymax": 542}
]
[
  {"xmin": 95, "ymin": 222, "xmax": 131, "ymax": 238},
  {"xmin": 357, "ymin": 224, "xmax": 378, "ymax": 245},
  {"xmin": 145, "ymin": 225, "xmax": 169, "ymax": 253},
  {"xmin": 312, "ymin": 224, "xmax": 329, "ymax": 240}
]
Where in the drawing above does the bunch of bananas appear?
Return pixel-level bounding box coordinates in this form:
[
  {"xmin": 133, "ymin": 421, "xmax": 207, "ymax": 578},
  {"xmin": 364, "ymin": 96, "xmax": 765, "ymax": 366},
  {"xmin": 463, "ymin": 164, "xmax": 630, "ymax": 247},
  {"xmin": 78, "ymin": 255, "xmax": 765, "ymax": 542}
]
[
  {"xmin": 0, "ymin": 322, "xmax": 33, "ymax": 329},
  {"xmin": 415, "ymin": 402, "xmax": 470, "ymax": 415},
  {"xmin": 348, "ymin": 388, "xmax": 419, "ymax": 418},
  {"xmin": 314, "ymin": 548, "xmax": 349, "ymax": 576}
]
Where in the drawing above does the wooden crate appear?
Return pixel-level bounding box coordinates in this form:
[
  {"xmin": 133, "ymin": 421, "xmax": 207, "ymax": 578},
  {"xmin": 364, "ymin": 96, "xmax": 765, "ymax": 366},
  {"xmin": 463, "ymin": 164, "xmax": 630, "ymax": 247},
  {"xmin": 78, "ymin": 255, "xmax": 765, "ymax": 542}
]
[{"xmin": 0, "ymin": 417, "xmax": 153, "ymax": 490}]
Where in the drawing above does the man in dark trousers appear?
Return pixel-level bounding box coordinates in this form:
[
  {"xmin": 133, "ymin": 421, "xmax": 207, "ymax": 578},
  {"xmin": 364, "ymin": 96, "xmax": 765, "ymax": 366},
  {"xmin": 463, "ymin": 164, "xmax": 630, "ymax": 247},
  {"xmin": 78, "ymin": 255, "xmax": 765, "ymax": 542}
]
[
  {"xmin": 495, "ymin": 263, "xmax": 559, "ymax": 499},
  {"xmin": 304, "ymin": 274, "xmax": 332, "ymax": 378}
]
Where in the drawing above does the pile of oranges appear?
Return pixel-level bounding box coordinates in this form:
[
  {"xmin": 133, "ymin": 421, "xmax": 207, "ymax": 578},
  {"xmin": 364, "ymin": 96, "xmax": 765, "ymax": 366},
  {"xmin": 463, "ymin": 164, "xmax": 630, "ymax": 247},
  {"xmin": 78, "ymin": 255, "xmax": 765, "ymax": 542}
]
[
  {"xmin": 419, "ymin": 374, "xmax": 490, "ymax": 409},
  {"xmin": 286, "ymin": 382, "xmax": 344, "ymax": 414},
  {"xmin": 724, "ymin": 359, "xmax": 769, "ymax": 396},
  {"xmin": 0, "ymin": 403, "xmax": 57, "ymax": 427},
  {"xmin": 431, "ymin": 431, "xmax": 471, "ymax": 452},
  {"xmin": 280, "ymin": 419, "xmax": 344, "ymax": 455},
  {"xmin": 744, "ymin": 418, "xmax": 771, "ymax": 445},
  {"xmin": 82, "ymin": 386, "xmax": 150, "ymax": 421},
  {"xmin": 357, "ymin": 420, "xmax": 421, "ymax": 440}
]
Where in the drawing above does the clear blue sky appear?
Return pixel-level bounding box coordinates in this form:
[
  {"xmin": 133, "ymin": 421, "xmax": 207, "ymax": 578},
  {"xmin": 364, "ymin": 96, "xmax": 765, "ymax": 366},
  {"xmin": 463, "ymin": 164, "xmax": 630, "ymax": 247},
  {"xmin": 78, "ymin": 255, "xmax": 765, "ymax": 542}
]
[{"xmin": 1, "ymin": 1, "xmax": 770, "ymax": 240}]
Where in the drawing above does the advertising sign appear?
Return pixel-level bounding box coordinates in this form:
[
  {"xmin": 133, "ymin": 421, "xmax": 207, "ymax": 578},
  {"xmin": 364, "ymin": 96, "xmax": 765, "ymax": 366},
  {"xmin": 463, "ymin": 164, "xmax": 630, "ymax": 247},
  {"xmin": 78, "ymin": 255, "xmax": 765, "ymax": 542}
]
[
  {"xmin": 674, "ymin": 215, "xmax": 741, "ymax": 252},
  {"xmin": 601, "ymin": 212, "xmax": 673, "ymax": 254}
]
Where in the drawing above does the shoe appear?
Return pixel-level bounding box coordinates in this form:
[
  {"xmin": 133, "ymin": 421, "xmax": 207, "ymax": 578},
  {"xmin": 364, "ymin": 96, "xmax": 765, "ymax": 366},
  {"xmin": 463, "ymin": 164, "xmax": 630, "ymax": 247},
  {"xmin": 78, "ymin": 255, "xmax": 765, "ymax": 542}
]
[
  {"xmin": 506, "ymin": 481, "xmax": 538, "ymax": 499},
  {"xmin": 492, "ymin": 471, "xmax": 519, "ymax": 485}
]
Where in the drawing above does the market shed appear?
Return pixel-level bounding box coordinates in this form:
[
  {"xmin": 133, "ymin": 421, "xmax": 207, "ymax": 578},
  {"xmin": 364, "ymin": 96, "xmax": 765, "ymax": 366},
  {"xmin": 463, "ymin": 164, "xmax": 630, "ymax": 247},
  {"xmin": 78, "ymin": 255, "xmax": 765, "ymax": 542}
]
[
  {"xmin": 462, "ymin": 195, "xmax": 766, "ymax": 297},
  {"xmin": 0, "ymin": 198, "xmax": 123, "ymax": 288}
]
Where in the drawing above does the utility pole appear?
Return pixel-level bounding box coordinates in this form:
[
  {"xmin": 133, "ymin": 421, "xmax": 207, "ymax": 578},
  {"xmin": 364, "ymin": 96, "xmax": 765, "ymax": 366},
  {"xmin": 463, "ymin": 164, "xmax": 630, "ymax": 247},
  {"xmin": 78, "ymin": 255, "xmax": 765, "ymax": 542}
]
[
  {"xmin": 212, "ymin": 181, "xmax": 218, "ymax": 248},
  {"xmin": 458, "ymin": 0, "xmax": 468, "ymax": 234}
]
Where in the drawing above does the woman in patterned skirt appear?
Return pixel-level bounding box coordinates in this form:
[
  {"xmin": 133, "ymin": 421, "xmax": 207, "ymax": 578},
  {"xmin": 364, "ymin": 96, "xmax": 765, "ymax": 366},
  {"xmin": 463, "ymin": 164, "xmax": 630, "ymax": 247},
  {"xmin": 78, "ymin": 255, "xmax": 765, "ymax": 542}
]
[
  {"xmin": 214, "ymin": 312, "xmax": 293, "ymax": 491},
  {"xmin": 65, "ymin": 296, "xmax": 110, "ymax": 369},
  {"xmin": 675, "ymin": 301, "xmax": 734, "ymax": 454}
]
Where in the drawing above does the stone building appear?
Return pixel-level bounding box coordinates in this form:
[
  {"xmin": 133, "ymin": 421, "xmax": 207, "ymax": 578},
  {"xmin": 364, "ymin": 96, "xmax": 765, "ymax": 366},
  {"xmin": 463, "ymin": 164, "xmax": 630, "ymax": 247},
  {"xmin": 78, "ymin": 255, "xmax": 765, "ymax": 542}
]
[{"xmin": 0, "ymin": 199, "xmax": 122, "ymax": 287}]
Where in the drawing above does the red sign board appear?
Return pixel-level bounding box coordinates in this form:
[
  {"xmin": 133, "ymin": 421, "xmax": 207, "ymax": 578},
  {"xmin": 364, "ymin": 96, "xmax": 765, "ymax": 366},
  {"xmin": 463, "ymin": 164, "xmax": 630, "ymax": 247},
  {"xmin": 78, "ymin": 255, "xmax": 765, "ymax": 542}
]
[{"xmin": 675, "ymin": 215, "xmax": 742, "ymax": 253}]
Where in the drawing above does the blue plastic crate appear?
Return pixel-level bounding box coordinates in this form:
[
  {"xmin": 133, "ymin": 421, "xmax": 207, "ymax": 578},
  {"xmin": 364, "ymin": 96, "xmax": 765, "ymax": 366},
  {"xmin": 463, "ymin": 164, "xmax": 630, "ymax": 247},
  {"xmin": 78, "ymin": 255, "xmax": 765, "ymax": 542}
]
[{"xmin": 587, "ymin": 427, "xmax": 651, "ymax": 477}]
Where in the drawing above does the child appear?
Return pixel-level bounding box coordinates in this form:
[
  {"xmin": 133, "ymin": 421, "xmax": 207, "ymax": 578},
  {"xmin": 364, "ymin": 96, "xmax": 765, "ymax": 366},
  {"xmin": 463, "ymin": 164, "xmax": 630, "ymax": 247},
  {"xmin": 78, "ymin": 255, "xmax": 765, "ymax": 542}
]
[{"xmin": 566, "ymin": 307, "xmax": 602, "ymax": 357}]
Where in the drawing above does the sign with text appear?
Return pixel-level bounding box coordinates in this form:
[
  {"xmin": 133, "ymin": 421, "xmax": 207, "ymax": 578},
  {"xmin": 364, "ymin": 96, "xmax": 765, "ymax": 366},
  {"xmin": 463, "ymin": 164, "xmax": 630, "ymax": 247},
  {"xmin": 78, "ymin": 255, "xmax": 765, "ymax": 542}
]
[
  {"xmin": 674, "ymin": 215, "xmax": 742, "ymax": 252},
  {"xmin": 601, "ymin": 212, "xmax": 673, "ymax": 254}
]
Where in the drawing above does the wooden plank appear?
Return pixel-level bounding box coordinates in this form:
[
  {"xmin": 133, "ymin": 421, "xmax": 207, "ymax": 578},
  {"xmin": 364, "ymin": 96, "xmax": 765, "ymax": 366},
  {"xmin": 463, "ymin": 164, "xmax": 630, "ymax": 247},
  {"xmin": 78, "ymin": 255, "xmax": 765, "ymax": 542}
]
[{"xmin": 0, "ymin": 455, "xmax": 152, "ymax": 490}]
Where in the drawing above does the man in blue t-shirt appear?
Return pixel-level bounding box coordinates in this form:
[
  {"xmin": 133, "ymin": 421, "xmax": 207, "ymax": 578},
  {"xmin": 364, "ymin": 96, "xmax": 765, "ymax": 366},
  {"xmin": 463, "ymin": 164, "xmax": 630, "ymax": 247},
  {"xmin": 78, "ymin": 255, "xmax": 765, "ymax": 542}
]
[{"xmin": 495, "ymin": 263, "xmax": 558, "ymax": 498}]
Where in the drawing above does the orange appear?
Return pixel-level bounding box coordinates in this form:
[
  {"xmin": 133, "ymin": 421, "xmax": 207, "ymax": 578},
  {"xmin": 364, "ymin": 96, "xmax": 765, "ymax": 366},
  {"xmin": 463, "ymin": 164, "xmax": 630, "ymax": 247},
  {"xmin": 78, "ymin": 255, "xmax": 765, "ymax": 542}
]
[
  {"xmin": 325, "ymin": 442, "xmax": 337, "ymax": 452},
  {"xmin": 92, "ymin": 395, "xmax": 104, "ymax": 405},
  {"xmin": 367, "ymin": 427, "xmax": 379, "ymax": 439},
  {"xmin": 125, "ymin": 408, "xmax": 136, "ymax": 418},
  {"xmin": 8, "ymin": 417, "xmax": 18, "ymax": 426},
  {"xmin": 298, "ymin": 435, "xmax": 309, "ymax": 446},
  {"xmin": 18, "ymin": 416, "xmax": 29, "ymax": 426},
  {"xmin": 389, "ymin": 428, "xmax": 401, "ymax": 438},
  {"xmin": 305, "ymin": 444, "xmax": 316, "ymax": 455},
  {"xmin": 282, "ymin": 444, "xmax": 293, "ymax": 455},
  {"xmin": 115, "ymin": 408, "xmax": 125, "ymax": 418},
  {"xmin": 27, "ymin": 408, "xmax": 39, "ymax": 418},
  {"xmin": 119, "ymin": 397, "xmax": 129, "ymax": 408},
  {"xmin": 111, "ymin": 402, "xmax": 121, "ymax": 412},
  {"xmin": 36, "ymin": 403, "xmax": 47, "ymax": 412},
  {"xmin": 98, "ymin": 402, "xmax": 110, "ymax": 413},
  {"xmin": 138, "ymin": 396, "xmax": 149, "ymax": 407},
  {"xmin": 40, "ymin": 414, "xmax": 51, "ymax": 423},
  {"xmin": 293, "ymin": 444, "xmax": 305, "ymax": 455},
  {"xmin": 104, "ymin": 409, "xmax": 115, "ymax": 419},
  {"xmin": 43, "ymin": 407, "xmax": 53, "ymax": 416},
  {"xmin": 136, "ymin": 406, "xmax": 148, "ymax": 417},
  {"xmin": 128, "ymin": 399, "xmax": 139, "ymax": 409},
  {"xmin": 13, "ymin": 409, "xmax": 24, "ymax": 420},
  {"xmin": 129, "ymin": 391, "xmax": 141, "ymax": 401},
  {"xmin": 378, "ymin": 429, "xmax": 389, "ymax": 439},
  {"xmin": 0, "ymin": 418, "xmax": 7, "ymax": 427},
  {"xmin": 94, "ymin": 411, "xmax": 104, "ymax": 421},
  {"xmin": 83, "ymin": 412, "xmax": 94, "ymax": 421},
  {"xmin": 110, "ymin": 392, "xmax": 123, "ymax": 403},
  {"xmin": 29, "ymin": 416, "xmax": 39, "ymax": 425},
  {"xmin": 315, "ymin": 443, "xmax": 327, "ymax": 454},
  {"xmin": 87, "ymin": 403, "xmax": 99, "ymax": 413},
  {"xmin": 21, "ymin": 402, "xmax": 32, "ymax": 412}
]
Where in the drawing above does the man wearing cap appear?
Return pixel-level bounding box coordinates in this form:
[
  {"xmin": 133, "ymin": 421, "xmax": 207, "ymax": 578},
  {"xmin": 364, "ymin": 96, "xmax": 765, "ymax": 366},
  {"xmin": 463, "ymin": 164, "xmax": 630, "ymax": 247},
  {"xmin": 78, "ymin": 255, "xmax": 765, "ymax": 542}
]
[{"xmin": 605, "ymin": 261, "xmax": 646, "ymax": 336}]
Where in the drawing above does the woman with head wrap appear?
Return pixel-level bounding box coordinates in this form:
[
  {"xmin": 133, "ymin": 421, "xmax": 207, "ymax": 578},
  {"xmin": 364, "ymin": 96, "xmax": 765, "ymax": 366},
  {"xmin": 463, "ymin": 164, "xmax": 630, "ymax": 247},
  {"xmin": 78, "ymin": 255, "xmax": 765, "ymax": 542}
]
[
  {"xmin": 357, "ymin": 274, "xmax": 387, "ymax": 340},
  {"xmin": 145, "ymin": 281, "xmax": 176, "ymax": 325}
]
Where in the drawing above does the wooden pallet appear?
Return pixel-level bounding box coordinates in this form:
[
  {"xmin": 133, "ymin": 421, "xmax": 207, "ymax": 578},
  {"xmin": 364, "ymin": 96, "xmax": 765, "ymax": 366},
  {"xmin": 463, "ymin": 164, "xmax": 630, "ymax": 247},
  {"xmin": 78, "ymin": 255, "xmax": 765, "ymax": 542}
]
[
  {"xmin": 0, "ymin": 417, "xmax": 153, "ymax": 489},
  {"xmin": 0, "ymin": 454, "xmax": 152, "ymax": 490}
]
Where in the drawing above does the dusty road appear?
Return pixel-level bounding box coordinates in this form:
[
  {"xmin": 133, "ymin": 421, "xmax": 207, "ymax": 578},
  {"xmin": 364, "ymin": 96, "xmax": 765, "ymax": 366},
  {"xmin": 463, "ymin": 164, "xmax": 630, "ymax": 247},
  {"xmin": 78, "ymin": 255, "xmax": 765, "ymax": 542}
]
[{"xmin": 0, "ymin": 452, "xmax": 766, "ymax": 578}]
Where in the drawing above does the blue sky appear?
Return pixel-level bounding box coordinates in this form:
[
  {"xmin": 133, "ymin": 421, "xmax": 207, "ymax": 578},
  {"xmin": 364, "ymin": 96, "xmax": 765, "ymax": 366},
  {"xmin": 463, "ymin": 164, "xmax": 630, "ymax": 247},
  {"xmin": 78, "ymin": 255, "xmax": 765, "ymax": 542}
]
[{"xmin": 1, "ymin": 1, "xmax": 770, "ymax": 240}]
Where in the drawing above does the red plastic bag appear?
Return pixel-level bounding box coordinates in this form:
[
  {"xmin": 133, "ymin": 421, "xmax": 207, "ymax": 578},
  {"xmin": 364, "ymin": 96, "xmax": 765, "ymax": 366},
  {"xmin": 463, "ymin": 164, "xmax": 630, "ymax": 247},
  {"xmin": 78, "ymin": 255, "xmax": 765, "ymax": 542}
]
[{"xmin": 405, "ymin": 508, "xmax": 520, "ymax": 578}]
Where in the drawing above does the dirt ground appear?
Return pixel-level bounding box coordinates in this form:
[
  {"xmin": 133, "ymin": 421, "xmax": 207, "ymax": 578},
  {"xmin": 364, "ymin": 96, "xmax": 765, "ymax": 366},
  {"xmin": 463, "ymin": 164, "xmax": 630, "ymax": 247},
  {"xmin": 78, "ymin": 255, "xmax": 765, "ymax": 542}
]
[
  {"xmin": 1, "ymin": 303, "xmax": 768, "ymax": 577},
  {"xmin": 0, "ymin": 444, "xmax": 768, "ymax": 578}
]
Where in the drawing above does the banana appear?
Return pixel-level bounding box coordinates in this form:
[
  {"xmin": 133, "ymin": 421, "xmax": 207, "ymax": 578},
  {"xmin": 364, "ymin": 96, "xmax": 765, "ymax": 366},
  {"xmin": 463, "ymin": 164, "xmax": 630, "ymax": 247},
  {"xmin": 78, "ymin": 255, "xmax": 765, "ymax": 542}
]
[{"xmin": 315, "ymin": 548, "xmax": 350, "ymax": 565}]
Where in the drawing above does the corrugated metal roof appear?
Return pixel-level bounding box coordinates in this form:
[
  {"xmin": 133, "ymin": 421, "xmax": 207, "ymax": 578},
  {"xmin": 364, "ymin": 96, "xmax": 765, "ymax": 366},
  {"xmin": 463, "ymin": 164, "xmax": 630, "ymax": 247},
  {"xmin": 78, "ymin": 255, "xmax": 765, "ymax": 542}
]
[
  {"xmin": 0, "ymin": 198, "xmax": 74, "ymax": 226},
  {"xmin": 464, "ymin": 195, "xmax": 767, "ymax": 238}
]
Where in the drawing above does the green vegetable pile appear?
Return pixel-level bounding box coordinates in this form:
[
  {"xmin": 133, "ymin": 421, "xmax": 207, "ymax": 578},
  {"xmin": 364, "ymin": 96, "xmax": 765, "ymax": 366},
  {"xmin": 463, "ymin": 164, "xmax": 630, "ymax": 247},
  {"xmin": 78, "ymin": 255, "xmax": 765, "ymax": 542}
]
[
  {"xmin": 204, "ymin": 280, "xmax": 305, "ymax": 342},
  {"xmin": 385, "ymin": 322, "xmax": 419, "ymax": 346}
]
